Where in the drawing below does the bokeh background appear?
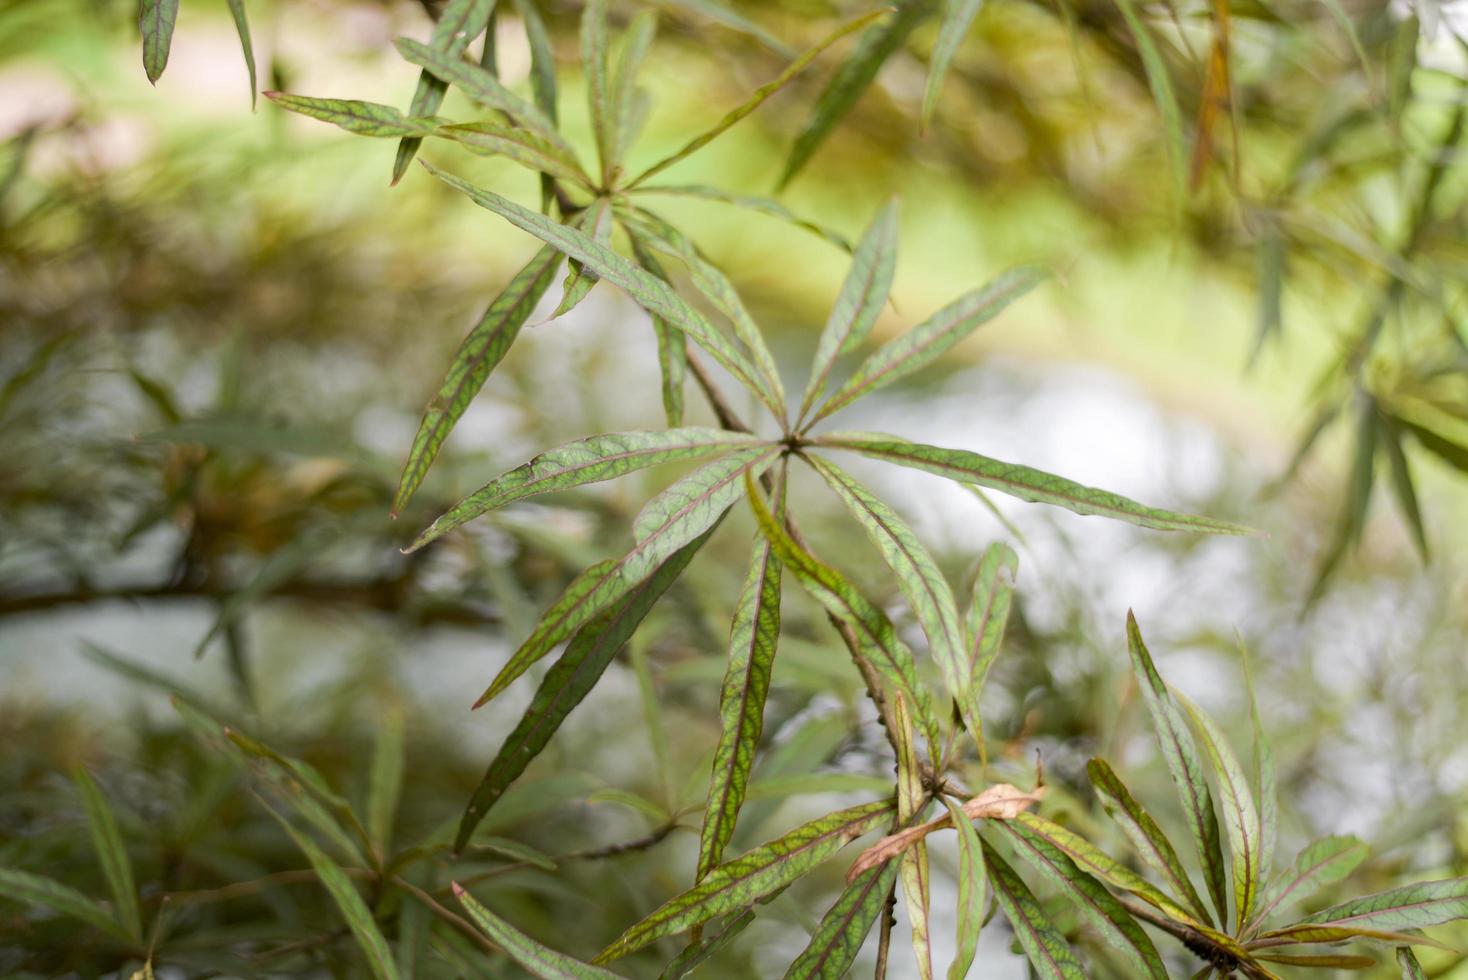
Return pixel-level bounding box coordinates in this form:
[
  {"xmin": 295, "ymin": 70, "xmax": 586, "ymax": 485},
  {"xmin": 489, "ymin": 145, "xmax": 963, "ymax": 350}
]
[{"xmin": 2, "ymin": 0, "xmax": 1467, "ymax": 975}]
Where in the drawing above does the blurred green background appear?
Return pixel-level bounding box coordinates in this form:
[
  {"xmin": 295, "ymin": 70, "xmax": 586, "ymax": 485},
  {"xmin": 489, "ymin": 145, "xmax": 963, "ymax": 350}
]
[{"xmin": 2, "ymin": 0, "xmax": 1466, "ymax": 976}]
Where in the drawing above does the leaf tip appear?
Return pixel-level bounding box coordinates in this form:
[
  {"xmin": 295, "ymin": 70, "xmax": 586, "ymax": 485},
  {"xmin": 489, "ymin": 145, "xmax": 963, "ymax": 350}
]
[{"xmin": 450, "ymin": 881, "xmax": 465, "ymax": 898}]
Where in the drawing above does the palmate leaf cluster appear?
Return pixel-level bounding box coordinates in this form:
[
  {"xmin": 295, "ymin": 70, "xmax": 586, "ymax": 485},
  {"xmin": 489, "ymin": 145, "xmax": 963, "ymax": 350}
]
[{"xmin": 3, "ymin": 0, "xmax": 1460, "ymax": 977}]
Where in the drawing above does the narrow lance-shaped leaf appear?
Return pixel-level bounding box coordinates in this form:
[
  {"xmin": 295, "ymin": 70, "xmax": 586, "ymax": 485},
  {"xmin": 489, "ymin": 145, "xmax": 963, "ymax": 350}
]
[
  {"xmin": 421, "ymin": 164, "xmax": 786, "ymax": 418},
  {"xmin": 806, "ymin": 455, "xmax": 965, "ymax": 741},
  {"xmin": 392, "ymin": 0, "xmax": 497, "ymax": 184},
  {"xmin": 808, "ymin": 266, "xmax": 1049, "ymax": 425},
  {"xmin": 454, "ymin": 524, "xmax": 718, "ymax": 852},
  {"xmin": 408, "ymin": 427, "xmax": 761, "ymax": 550},
  {"xmin": 0, "ymin": 867, "xmax": 133, "ymax": 941},
  {"xmin": 1126, "ymin": 614, "xmax": 1229, "ymax": 928},
  {"xmin": 629, "ymin": 8, "xmax": 889, "ymax": 187},
  {"xmin": 391, "ymin": 243, "xmax": 562, "ymax": 516},
  {"xmin": 1397, "ymin": 947, "xmax": 1427, "ymax": 979},
  {"xmin": 628, "ymin": 239, "xmax": 687, "ymax": 426},
  {"xmin": 1010, "ymin": 811, "xmax": 1204, "ymax": 927},
  {"xmin": 1253, "ymin": 835, "xmax": 1369, "ymax": 925},
  {"xmin": 620, "ymin": 207, "xmax": 787, "ymax": 414},
  {"xmin": 1086, "ymin": 758, "xmax": 1214, "ymax": 925},
  {"xmin": 815, "ymin": 433, "xmax": 1256, "ymax": 535},
  {"xmin": 980, "ymin": 837, "xmax": 1087, "ymax": 979},
  {"xmin": 779, "ymin": 1, "xmax": 930, "ymax": 189},
  {"xmin": 783, "ymin": 858, "xmax": 902, "ymax": 979},
  {"xmin": 1112, "ymin": 0, "xmax": 1186, "ymax": 201},
  {"xmin": 961, "ymin": 540, "xmax": 1018, "ymax": 754},
  {"xmin": 610, "ymin": 10, "xmax": 658, "ymax": 165},
  {"xmin": 367, "ymin": 708, "xmax": 406, "ymax": 858},
  {"xmin": 1298, "ymin": 878, "xmax": 1468, "ymax": 933},
  {"xmin": 1380, "ymin": 415, "xmax": 1429, "ymax": 562},
  {"xmin": 623, "ymin": 444, "xmax": 781, "ymax": 583},
  {"xmin": 514, "ymin": 0, "xmax": 560, "ymax": 210},
  {"xmin": 551, "ymin": 200, "xmax": 615, "ymax": 319},
  {"xmin": 1255, "ymin": 923, "xmax": 1453, "ymax": 949},
  {"xmin": 139, "ymin": 0, "xmax": 178, "ymax": 84},
  {"xmin": 798, "ymin": 200, "xmax": 898, "ymax": 424},
  {"xmin": 893, "ymin": 693, "xmax": 933, "ymax": 980},
  {"xmin": 696, "ymin": 469, "xmax": 786, "ymax": 880},
  {"xmin": 1179, "ymin": 693, "xmax": 1262, "ymax": 931},
  {"xmin": 994, "ymin": 819, "xmax": 1168, "ymax": 979},
  {"xmin": 264, "ymin": 805, "xmax": 402, "ymax": 980},
  {"xmin": 436, "ymin": 121, "xmax": 594, "ymax": 188},
  {"xmin": 582, "ymin": 0, "xmax": 615, "ymax": 182},
  {"xmin": 265, "ymin": 93, "xmax": 442, "ymax": 137},
  {"xmin": 1254, "ymin": 952, "xmax": 1376, "ymax": 969},
  {"xmin": 942, "ymin": 797, "xmax": 986, "ymax": 980},
  {"xmin": 631, "ymin": 184, "xmax": 852, "ymax": 251},
  {"xmin": 1241, "ymin": 639, "xmax": 1277, "ymax": 897},
  {"xmin": 923, "ymin": 0, "xmax": 984, "ymax": 130},
  {"xmin": 595, "ymin": 799, "xmax": 895, "ymax": 962},
  {"xmin": 744, "ymin": 472, "xmax": 941, "ymax": 753},
  {"xmin": 73, "ymin": 768, "xmax": 142, "ymax": 941},
  {"xmin": 658, "ymin": 908, "xmax": 757, "ymax": 980},
  {"xmin": 223, "ymin": 0, "xmax": 258, "ymax": 108},
  {"xmin": 393, "ymin": 37, "xmax": 569, "ymax": 152},
  {"xmin": 452, "ymin": 884, "xmax": 622, "ymax": 978}
]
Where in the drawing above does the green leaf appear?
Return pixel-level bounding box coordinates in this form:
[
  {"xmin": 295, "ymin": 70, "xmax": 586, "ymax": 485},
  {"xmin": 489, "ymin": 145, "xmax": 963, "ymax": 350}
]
[
  {"xmin": 610, "ymin": 10, "xmax": 658, "ymax": 165},
  {"xmin": 453, "ymin": 884, "xmax": 622, "ymax": 978},
  {"xmin": 595, "ymin": 800, "xmax": 894, "ymax": 962},
  {"xmin": 1248, "ymin": 220, "xmax": 1285, "ymax": 366},
  {"xmin": 1397, "ymin": 946, "xmax": 1427, "ymax": 979},
  {"xmin": 628, "ymin": 240, "xmax": 688, "ymax": 426},
  {"xmin": 961, "ymin": 541, "xmax": 1019, "ymax": 749},
  {"xmin": 1380, "ymin": 415, "xmax": 1429, "ymax": 561},
  {"xmin": 1254, "ymin": 836, "xmax": 1370, "ymax": 924},
  {"xmin": 454, "ymin": 526, "xmax": 716, "ymax": 852},
  {"xmin": 798, "ymin": 201, "xmax": 898, "ymax": 424},
  {"xmin": 408, "ymin": 427, "xmax": 761, "ymax": 551},
  {"xmin": 779, "ymin": 1, "xmax": 930, "ymax": 189},
  {"xmin": 696, "ymin": 472, "xmax": 786, "ymax": 880},
  {"xmin": 650, "ymin": 0, "xmax": 792, "ymax": 56},
  {"xmin": 814, "ymin": 433, "xmax": 1256, "ymax": 535},
  {"xmin": 893, "ymin": 694, "xmax": 933, "ymax": 980},
  {"xmin": 391, "ymin": 243, "xmax": 562, "ymax": 516},
  {"xmin": 514, "ymin": 0, "xmax": 559, "ymax": 130},
  {"xmin": 1398, "ymin": 415, "xmax": 1468, "ymax": 475},
  {"xmin": 1178, "ymin": 693, "xmax": 1261, "ymax": 931},
  {"xmin": 619, "ymin": 207, "xmax": 787, "ymax": 415},
  {"xmin": 393, "ymin": 36, "xmax": 567, "ymax": 150},
  {"xmin": 1255, "ymin": 952, "xmax": 1376, "ymax": 969},
  {"xmin": 994, "ymin": 819, "xmax": 1168, "ymax": 979},
  {"xmin": 657, "ymin": 909, "xmax": 757, "ymax": 979},
  {"xmin": 0, "ymin": 867, "xmax": 132, "ymax": 941},
  {"xmin": 941, "ymin": 798, "xmax": 986, "ymax": 980},
  {"xmin": 1241, "ymin": 640, "xmax": 1277, "ymax": 899},
  {"xmin": 1299, "ymin": 878, "xmax": 1468, "ymax": 933},
  {"xmin": 436, "ymin": 121, "xmax": 594, "ymax": 187},
  {"xmin": 1111, "ymin": 0, "xmax": 1185, "ymax": 201},
  {"xmin": 1125, "ymin": 613, "xmax": 1229, "ymax": 927},
  {"xmin": 631, "ymin": 184, "xmax": 852, "ymax": 251},
  {"xmin": 1258, "ymin": 924, "xmax": 1452, "ymax": 949},
  {"xmin": 223, "ymin": 0, "xmax": 258, "ymax": 108},
  {"xmin": 265, "ymin": 806, "xmax": 402, "ymax": 980},
  {"xmin": 1086, "ymin": 758, "xmax": 1214, "ymax": 925},
  {"xmin": 582, "ymin": 0, "xmax": 615, "ymax": 181},
  {"xmin": 367, "ymin": 708, "xmax": 406, "ymax": 858},
  {"xmin": 1009, "ymin": 811, "xmax": 1203, "ymax": 927},
  {"xmin": 630, "ymin": 8, "xmax": 888, "ymax": 188},
  {"xmin": 980, "ymin": 837, "xmax": 1086, "ymax": 979},
  {"xmin": 420, "ymin": 164, "xmax": 785, "ymax": 418},
  {"xmin": 806, "ymin": 455, "xmax": 966, "ymax": 739},
  {"xmin": 264, "ymin": 93, "xmax": 443, "ymax": 137},
  {"xmin": 782, "ymin": 858, "xmax": 902, "ymax": 979},
  {"xmin": 139, "ymin": 0, "xmax": 178, "ymax": 84},
  {"xmin": 923, "ymin": 0, "xmax": 983, "ymax": 129},
  {"xmin": 551, "ymin": 201, "xmax": 615, "ymax": 318},
  {"xmin": 623, "ymin": 444, "xmax": 781, "ymax": 584},
  {"xmin": 474, "ymin": 560, "xmax": 627, "ymax": 708},
  {"xmin": 745, "ymin": 473, "xmax": 941, "ymax": 753},
  {"xmin": 391, "ymin": 0, "xmax": 497, "ymax": 183},
  {"xmin": 73, "ymin": 768, "xmax": 142, "ymax": 941},
  {"xmin": 807, "ymin": 266, "xmax": 1047, "ymax": 425}
]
